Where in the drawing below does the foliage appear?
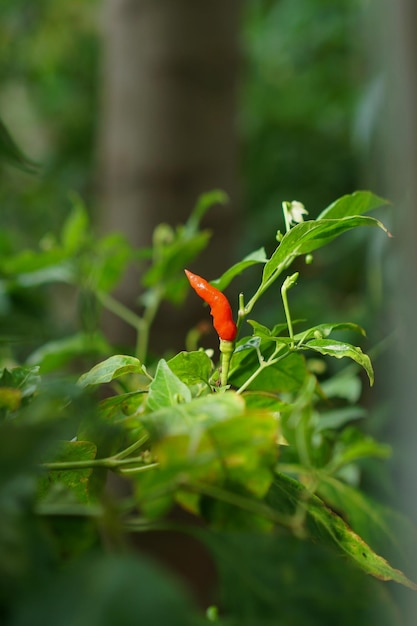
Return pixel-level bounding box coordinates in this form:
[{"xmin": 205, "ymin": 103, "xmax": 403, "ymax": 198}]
[
  {"xmin": 0, "ymin": 0, "xmax": 99, "ymax": 244},
  {"xmin": 241, "ymin": 0, "xmax": 365, "ymax": 234},
  {"xmin": 239, "ymin": 0, "xmax": 385, "ymax": 341},
  {"xmin": 0, "ymin": 0, "xmax": 379, "ymax": 346},
  {"xmin": 1, "ymin": 188, "xmax": 416, "ymax": 624}
]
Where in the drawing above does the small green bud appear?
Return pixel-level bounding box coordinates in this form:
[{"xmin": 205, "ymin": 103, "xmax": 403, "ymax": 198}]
[
  {"xmin": 305, "ymin": 253, "xmax": 313, "ymax": 265},
  {"xmin": 153, "ymin": 223, "xmax": 174, "ymax": 247},
  {"xmin": 282, "ymin": 272, "xmax": 299, "ymax": 291},
  {"xmin": 206, "ymin": 605, "xmax": 219, "ymax": 621}
]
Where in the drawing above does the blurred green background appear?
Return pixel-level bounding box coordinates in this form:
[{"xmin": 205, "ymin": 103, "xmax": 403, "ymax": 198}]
[
  {"xmin": 0, "ymin": 0, "xmax": 389, "ymax": 349},
  {"xmin": 0, "ymin": 0, "xmax": 98, "ymax": 241},
  {"xmin": 0, "ymin": 0, "xmax": 371, "ymax": 239}
]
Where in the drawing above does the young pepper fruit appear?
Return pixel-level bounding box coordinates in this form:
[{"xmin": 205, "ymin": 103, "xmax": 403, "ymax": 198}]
[
  {"xmin": 184, "ymin": 270, "xmax": 237, "ymax": 341},
  {"xmin": 185, "ymin": 269, "xmax": 237, "ymax": 386}
]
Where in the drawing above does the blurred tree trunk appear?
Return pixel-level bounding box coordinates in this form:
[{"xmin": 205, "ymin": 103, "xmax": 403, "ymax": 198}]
[
  {"xmin": 97, "ymin": 0, "xmax": 243, "ymax": 352},
  {"xmin": 374, "ymin": 0, "xmax": 417, "ymax": 621},
  {"xmin": 385, "ymin": 0, "xmax": 417, "ymax": 619}
]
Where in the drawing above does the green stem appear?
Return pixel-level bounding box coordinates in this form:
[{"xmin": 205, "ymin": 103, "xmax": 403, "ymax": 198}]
[
  {"xmin": 236, "ymin": 347, "xmax": 288, "ymax": 394},
  {"xmin": 219, "ymin": 339, "xmax": 235, "ymax": 386},
  {"xmin": 244, "ymin": 262, "xmax": 289, "ymax": 316},
  {"xmin": 281, "ymin": 272, "xmax": 299, "ymax": 348},
  {"xmin": 243, "ymin": 254, "xmax": 297, "ymax": 317},
  {"xmin": 42, "ymin": 456, "xmax": 158, "ymax": 473},
  {"xmin": 244, "ymin": 277, "xmax": 275, "ymax": 317},
  {"xmin": 97, "ymin": 290, "xmax": 143, "ymax": 330},
  {"xmin": 117, "ymin": 463, "xmax": 159, "ymax": 475},
  {"xmin": 282, "ymin": 201, "xmax": 292, "ymax": 233},
  {"xmin": 36, "ymin": 502, "xmax": 103, "ymax": 517},
  {"xmin": 97, "ymin": 287, "xmax": 162, "ymax": 364},
  {"xmin": 135, "ymin": 289, "xmax": 162, "ymax": 363},
  {"xmin": 236, "ymin": 292, "xmax": 245, "ymax": 330},
  {"xmin": 123, "ymin": 519, "xmax": 186, "ymax": 533},
  {"xmin": 112, "ymin": 434, "xmax": 150, "ymax": 460}
]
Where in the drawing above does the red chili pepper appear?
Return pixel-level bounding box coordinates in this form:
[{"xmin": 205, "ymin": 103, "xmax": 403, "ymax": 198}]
[{"xmin": 184, "ymin": 269, "xmax": 237, "ymax": 342}]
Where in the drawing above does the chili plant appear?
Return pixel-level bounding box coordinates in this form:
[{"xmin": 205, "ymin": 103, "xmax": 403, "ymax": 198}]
[{"xmin": 0, "ymin": 190, "xmax": 416, "ymax": 625}]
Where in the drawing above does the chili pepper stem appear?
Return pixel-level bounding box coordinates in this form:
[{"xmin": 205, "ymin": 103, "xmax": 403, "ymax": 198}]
[
  {"xmin": 219, "ymin": 339, "xmax": 235, "ymax": 386},
  {"xmin": 281, "ymin": 272, "xmax": 299, "ymax": 349},
  {"xmin": 237, "ymin": 292, "xmax": 245, "ymax": 329}
]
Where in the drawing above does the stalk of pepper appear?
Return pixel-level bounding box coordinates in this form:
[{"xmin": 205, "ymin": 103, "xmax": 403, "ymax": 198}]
[{"xmin": 185, "ymin": 269, "xmax": 237, "ymax": 386}]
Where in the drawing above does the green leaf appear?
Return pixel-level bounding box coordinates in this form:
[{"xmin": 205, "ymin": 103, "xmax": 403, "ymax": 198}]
[
  {"xmin": 242, "ymin": 391, "xmax": 287, "ymax": 413},
  {"xmin": 211, "ymin": 247, "xmax": 267, "ymax": 291},
  {"xmin": 0, "ymin": 365, "xmax": 40, "ymax": 397},
  {"xmin": 320, "ymin": 371, "xmax": 363, "ymax": 403},
  {"xmin": 315, "ymin": 406, "xmax": 367, "ymax": 432},
  {"xmin": 77, "ymin": 354, "xmax": 145, "ymax": 388},
  {"xmin": 230, "ymin": 347, "xmax": 307, "ymax": 394},
  {"xmin": 268, "ymin": 473, "xmax": 417, "ymax": 589},
  {"xmin": 144, "ymin": 229, "xmax": 209, "ymax": 286},
  {"xmin": 146, "ymin": 359, "xmax": 192, "ymax": 411},
  {"xmin": 317, "ymin": 475, "xmax": 417, "ymax": 566},
  {"xmin": 0, "ymin": 387, "xmax": 22, "ymax": 412},
  {"xmin": 244, "ymin": 207, "xmax": 393, "ymax": 313},
  {"xmin": 186, "ymin": 189, "xmax": 229, "ymax": 234},
  {"xmin": 317, "ymin": 190, "xmax": 389, "ymax": 220},
  {"xmin": 13, "ymin": 263, "xmax": 74, "ymax": 287},
  {"xmin": 98, "ymin": 391, "xmax": 147, "ymax": 421},
  {"xmin": 61, "ymin": 196, "xmax": 90, "ymax": 253},
  {"xmin": 167, "ymin": 351, "xmax": 213, "ymax": 385},
  {"xmin": 137, "ymin": 401, "xmax": 277, "ymax": 519},
  {"xmin": 233, "ymin": 335, "xmax": 261, "ymax": 353},
  {"xmin": 207, "ymin": 413, "xmax": 277, "ymax": 496},
  {"xmin": 93, "ymin": 233, "xmax": 134, "ymax": 293},
  {"xmin": 304, "ymin": 339, "xmax": 374, "ymax": 385},
  {"xmin": 295, "ymin": 322, "xmax": 366, "ymax": 342},
  {"xmin": 0, "ymin": 248, "xmax": 68, "ymax": 276},
  {"xmin": 143, "ymin": 229, "xmax": 211, "ymax": 304},
  {"xmin": 329, "ymin": 429, "xmax": 391, "ymax": 471},
  {"xmin": 262, "ymin": 215, "xmax": 390, "ymax": 286},
  {"xmin": 199, "ymin": 531, "xmax": 402, "ymax": 625},
  {"xmin": 27, "ymin": 333, "xmax": 111, "ymax": 374},
  {"xmin": 38, "ymin": 440, "xmax": 97, "ymax": 504},
  {"xmin": 246, "ymin": 320, "xmax": 290, "ymax": 339},
  {"xmin": 0, "ymin": 116, "xmax": 39, "ymax": 173},
  {"xmin": 142, "ymin": 391, "xmax": 245, "ymax": 438},
  {"xmin": 0, "ymin": 365, "xmax": 41, "ymax": 419}
]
